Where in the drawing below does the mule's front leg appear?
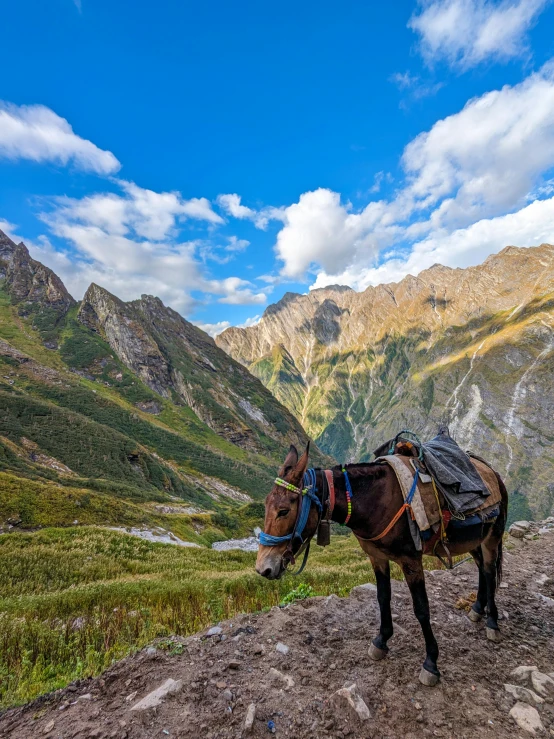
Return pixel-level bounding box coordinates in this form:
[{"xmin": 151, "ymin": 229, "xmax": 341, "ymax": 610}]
[
  {"xmin": 401, "ymin": 558, "xmax": 440, "ymax": 686},
  {"xmin": 368, "ymin": 556, "xmax": 393, "ymax": 661}
]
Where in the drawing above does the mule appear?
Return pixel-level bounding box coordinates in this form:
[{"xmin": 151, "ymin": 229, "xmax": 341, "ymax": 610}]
[{"xmin": 255, "ymin": 442, "xmax": 508, "ymax": 686}]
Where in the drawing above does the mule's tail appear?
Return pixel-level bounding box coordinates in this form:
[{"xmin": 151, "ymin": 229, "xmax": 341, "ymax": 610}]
[{"xmin": 492, "ymin": 470, "xmax": 509, "ymax": 585}]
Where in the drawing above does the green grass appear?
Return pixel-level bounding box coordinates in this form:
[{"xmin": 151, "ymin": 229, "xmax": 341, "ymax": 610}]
[{"xmin": 0, "ymin": 526, "xmax": 454, "ymax": 708}]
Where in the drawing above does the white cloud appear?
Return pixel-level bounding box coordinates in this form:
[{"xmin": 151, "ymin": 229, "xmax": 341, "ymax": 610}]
[
  {"xmin": 33, "ymin": 181, "xmax": 264, "ymax": 312},
  {"xmin": 409, "ymin": 0, "xmax": 550, "ymax": 70},
  {"xmin": 217, "ymin": 193, "xmax": 256, "ymax": 220},
  {"xmin": 192, "ymin": 313, "xmax": 261, "ymax": 338},
  {"xmin": 217, "ymin": 192, "xmax": 285, "ymax": 230},
  {"xmin": 311, "ymin": 195, "xmax": 554, "ymax": 291},
  {"xmin": 225, "ymin": 236, "xmax": 250, "ymax": 252},
  {"xmin": 274, "ymin": 64, "xmax": 554, "ymax": 283},
  {"xmin": 0, "ymin": 102, "xmax": 120, "ymax": 174},
  {"xmin": 239, "ymin": 314, "xmax": 262, "ymax": 328},
  {"xmin": 193, "ymin": 320, "xmax": 231, "ymax": 337},
  {"xmin": 208, "ymin": 277, "xmax": 268, "ymax": 305}
]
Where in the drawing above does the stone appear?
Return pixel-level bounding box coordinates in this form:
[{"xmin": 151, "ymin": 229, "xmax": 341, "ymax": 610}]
[
  {"xmin": 531, "ymin": 671, "xmax": 554, "ymax": 698},
  {"xmin": 511, "ymin": 666, "xmax": 539, "ymax": 683},
  {"xmin": 504, "ymin": 684, "xmax": 544, "ymax": 705},
  {"xmin": 350, "ymin": 583, "xmax": 377, "ymax": 599},
  {"xmin": 207, "ymin": 626, "xmax": 223, "ymax": 636},
  {"xmin": 509, "ymin": 525, "xmax": 528, "ymax": 539},
  {"xmin": 43, "ymin": 720, "xmax": 55, "ymax": 735},
  {"xmin": 243, "ymin": 703, "xmax": 256, "ymax": 734},
  {"xmin": 222, "ymin": 689, "xmax": 234, "ymax": 701},
  {"xmin": 252, "ymin": 643, "xmax": 265, "ymax": 655},
  {"xmin": 77, "ymin": 693, "xmax": 93, "ymax": 702},
  {"xmin": 509, "ymin": 702, "xmax": 544, "ymax": 735},
  {"xmin": 512, "ymin": 521, "xmax": 531, "ymax": 530},
  {"xmin": 332, "ymin": 682, "xmax": 371, "ymax": 722},
  {"xmin": 228, "ymin": 660, "xmax": 241, "ymax": 670},
  {"xmin": 125, "ymin": 691, "xmax": 138, "ymax": 703},
  {"xmin": 275, "ymin": 642, "xmax": 290, "ymax": 655},
  {"xmin": 130, "ymin": 678, "xmax": 183, "ymax": 711},
  {"xmin": 269, "ymin": 668, "xmax": 295, "ymax": 689}
]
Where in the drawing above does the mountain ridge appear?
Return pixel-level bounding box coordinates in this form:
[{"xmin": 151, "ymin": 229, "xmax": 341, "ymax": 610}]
[
  {"xmin": 217, "ymin": 243, "xmax": 554, "ymax": 517},
  {"xmin": 0, "ymin": 228, "xmax": 327, "ymax": 541}
]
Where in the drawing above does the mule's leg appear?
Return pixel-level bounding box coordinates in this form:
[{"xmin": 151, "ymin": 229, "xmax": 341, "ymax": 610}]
[
  {"xmin": 368, "ymin": 556, "xmax": 393, "ymax": 660},
  {"xmin": 482, "ymin": 538, "xmax": 501, "ymax": 642},
  {"xmin": 400, "ymin": 557, "xmax": 440, "ymax": 686},
  {"xmin": 468, "ymin": 547, "xmax": 487, "ymax": 622}
]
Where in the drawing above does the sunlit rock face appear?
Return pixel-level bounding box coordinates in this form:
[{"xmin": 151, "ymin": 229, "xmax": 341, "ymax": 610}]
[{"xmin": 217, "ymin": 244, "xmax": 554, "ymax": 517}]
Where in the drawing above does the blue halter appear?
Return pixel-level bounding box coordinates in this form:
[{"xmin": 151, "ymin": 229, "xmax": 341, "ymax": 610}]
[{"xmin": 258, "ymin": 468, "xmax": 322, "ymax": 547}]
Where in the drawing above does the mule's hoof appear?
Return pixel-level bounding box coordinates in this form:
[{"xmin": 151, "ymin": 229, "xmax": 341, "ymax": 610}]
[
  {"xmin": 368, "ymin": 643, "xmax": 388, "ymax": 661},
  {"xmin": 419, "ymin": 667, "xmax": 440, "ymax": 687},
  {"xmin": 486, "ymin": 627, "xmax": 501, "ymax": 643},
  {"xmin": 468, "ymin": 608, "xmax": 482, "ymax": 623}
]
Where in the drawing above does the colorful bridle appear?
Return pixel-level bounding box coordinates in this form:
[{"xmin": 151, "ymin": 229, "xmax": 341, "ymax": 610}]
[{"xmin": 258, "ymin": 468, "xmax": 322, "ymax": 548}]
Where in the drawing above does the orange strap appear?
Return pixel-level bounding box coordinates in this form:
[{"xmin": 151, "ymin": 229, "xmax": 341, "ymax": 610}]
[{"xmin": 357, "ymin": 502, "xmax": 414, "ymax": 543}]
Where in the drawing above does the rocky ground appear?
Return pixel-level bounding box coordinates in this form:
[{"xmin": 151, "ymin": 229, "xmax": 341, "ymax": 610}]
[{"xmin": 1, "ymin": 524, "xmax": 554, "ymax": 739}]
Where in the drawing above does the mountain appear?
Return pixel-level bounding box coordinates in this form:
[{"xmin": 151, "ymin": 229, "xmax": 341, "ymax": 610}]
[
  {"xmin": 217, "ymin": 244, "xmax": 554, "ymax": 518},
  {"xmin": 0, "ymin": 229, "xmax": 326, "ymax": 542}
]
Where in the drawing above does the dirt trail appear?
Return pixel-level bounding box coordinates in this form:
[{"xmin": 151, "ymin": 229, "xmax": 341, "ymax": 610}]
[{"xmin": 1, "ymin": 529, "xmax": 554, "ymax": 739}]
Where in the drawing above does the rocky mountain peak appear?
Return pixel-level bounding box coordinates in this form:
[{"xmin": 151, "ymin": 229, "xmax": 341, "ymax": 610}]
[{"xmin": 217, "ymin": 243, "xmax": 554, "ymax": 515}]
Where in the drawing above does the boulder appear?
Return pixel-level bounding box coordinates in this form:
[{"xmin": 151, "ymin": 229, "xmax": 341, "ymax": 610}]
[
  {"xmin": 269, "ymin": 668, "xmax": 295, "ymax": 689},
  {"xmin": 504, "ymin": 684, "xmax": 544, "ymax": 705},
  {"xmin": 509, "ymin": 702, "xmax": 544, "ymax": 735},
  {"xmin": 130, "ymin": 678, "xmax": 182, "ymax": 711},
  {"xmin": 511, "ymin": 666, "xmax": 539, "ymax": 683},
  {"xmin": 530, "ymin": 671, "xmax": 554, "ymax": 699},
  {"xmin": 243, "ymin": 703, "xmax": 256, "ymax": 735},
  {"xmin": 332, "ymin": 682, "xmax": 371, "ymax": 723}
]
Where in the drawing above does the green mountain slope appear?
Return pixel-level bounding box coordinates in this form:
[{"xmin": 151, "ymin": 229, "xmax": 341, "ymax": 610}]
[
  {"xmin": 0, "ymin": 230, "xmax": 327, "ymax": 541},
  {"xmin": 217, "ymin": 244, "xmax": 554, "ymax": 518}
]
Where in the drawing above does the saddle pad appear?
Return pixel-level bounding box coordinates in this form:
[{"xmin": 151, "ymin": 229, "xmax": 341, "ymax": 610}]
[
  {"xmin": 376, "ymin": 455, "xmax": 437, "ymax": 532},
  {"xmin": 378, "ymin": 454, "xmax": 502, "ymax": 533}
]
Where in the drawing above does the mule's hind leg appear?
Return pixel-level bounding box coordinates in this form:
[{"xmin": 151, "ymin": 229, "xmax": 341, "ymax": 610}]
[
  {"xmin": 468, "ymin": 547, "xmax": 487, "ymax": 623},
  {"xmin": 400, "ymin": 557, "xmax": 440, "ymax": 686},
  {"xmin": 368, "ymin": 556, "xmax": 393, "ymax": 661},
  {"xmin": 482, "ymin": 538, "xmax": 502, "ymax": 642}
]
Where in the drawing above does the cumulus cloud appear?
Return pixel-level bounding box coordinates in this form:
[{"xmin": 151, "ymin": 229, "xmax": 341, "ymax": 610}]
[
  {"xmin": 33, "ymin": 181, "xmax": 264, "ymax": 313},
  {"xmin": 217, "ymin": 192, "xmax": 285, "ymax": 229},
  {"xmin": 193, "ymin": 312, "xmax": 261, "ymax": 337},
  {"xmin": 311, "ymin": 195, "xmax": 554, "ymax": 291},
  {"xmin": 409, "ymin": 0, "xmax": 550, "ymax": 70},
  {"xmin": 193, "ymin": 320, "xmax": 231, "ymax": 337},
  {"xmin": 275, "ymin": 64, "xmax": 554, "ymax": 283},
  {"xmin": 0, "ymin": 102, "xmax": 120, "ymax": 174}
]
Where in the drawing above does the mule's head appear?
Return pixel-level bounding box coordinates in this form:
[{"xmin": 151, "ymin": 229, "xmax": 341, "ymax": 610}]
[{"xmin": 255, "ymin": 442, "xmax": 318, "ymax": 580}]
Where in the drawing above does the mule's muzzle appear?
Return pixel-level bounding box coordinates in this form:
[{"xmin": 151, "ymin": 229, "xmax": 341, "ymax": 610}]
[{"xmin": 255, "ymin": 553, "xmax": 285, "ymax": 580}]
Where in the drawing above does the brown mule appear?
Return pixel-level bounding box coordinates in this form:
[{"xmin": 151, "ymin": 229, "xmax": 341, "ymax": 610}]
[{"xmin": 256, "ymin": 443, "xmax": 508, "ymax": 686}]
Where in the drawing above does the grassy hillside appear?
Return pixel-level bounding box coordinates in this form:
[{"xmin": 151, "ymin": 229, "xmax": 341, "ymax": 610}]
[
  {"xmin": 0, "ymin": 526, "xmax": 446, "ymax": 708},
  {"xmin": 0, "ymin": 280, "xmax": 327, "ymax": 539}
]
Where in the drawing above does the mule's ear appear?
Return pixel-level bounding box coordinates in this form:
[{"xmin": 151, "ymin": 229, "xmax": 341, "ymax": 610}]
[
  {"xmin": 279, "ymin": 444, "xmax": 299, "ymax": 476},
  {"xmin": 295, "ymin": 441, "xmax": 310, "ymax": 477}
]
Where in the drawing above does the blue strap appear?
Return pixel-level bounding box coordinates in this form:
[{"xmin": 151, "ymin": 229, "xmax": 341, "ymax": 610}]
[
  {"xmin": 343, "ymin": 467, "xmax": 353, "ymax": 497},
  {"xmin": 406, "ymin": 468, "xmax": 419, "ymax": 505},
  {"xmin": 258, "ymin": 469, "xmax": 321, "ymax": 547}
]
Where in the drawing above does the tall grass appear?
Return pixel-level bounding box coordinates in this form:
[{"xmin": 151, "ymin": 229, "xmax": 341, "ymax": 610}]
[
  {"xmin": 0, "ymin": 527, "xmax": 376, "ymax": 707},
  {"xmin": 0, "ymin": 526, "xmax": 454, "ymax": 708}
]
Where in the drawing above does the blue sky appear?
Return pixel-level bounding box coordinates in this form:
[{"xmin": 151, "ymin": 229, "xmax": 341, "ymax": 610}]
[{"xmin": 2, "ymin": 0, "xmax": 554, "ymax": 334}]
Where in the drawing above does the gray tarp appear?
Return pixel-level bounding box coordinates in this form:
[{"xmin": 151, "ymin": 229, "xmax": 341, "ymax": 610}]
[
  {"xmin": 422, "ymin": 435, "xmax": 489, "ymax": 515},
  {"xmin": 374, "ymin": 433, "xmax": 490, "ymax": 515}
]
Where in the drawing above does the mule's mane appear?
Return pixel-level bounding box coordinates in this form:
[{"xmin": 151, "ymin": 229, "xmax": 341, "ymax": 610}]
[{"xmin": 313, "ymin": 462, "xmax": 387, "ymax": 479}]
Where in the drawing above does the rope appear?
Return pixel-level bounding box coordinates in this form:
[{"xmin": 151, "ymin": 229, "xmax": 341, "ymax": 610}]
[{"xmin": 357, "ymin": 469, "xmax": 419, "ymax": 543}]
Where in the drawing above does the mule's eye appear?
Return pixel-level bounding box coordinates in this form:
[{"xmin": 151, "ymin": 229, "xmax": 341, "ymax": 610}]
[{"xmin": 277, "ymin": 508, "xmax": 290, "ymax": 518}]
